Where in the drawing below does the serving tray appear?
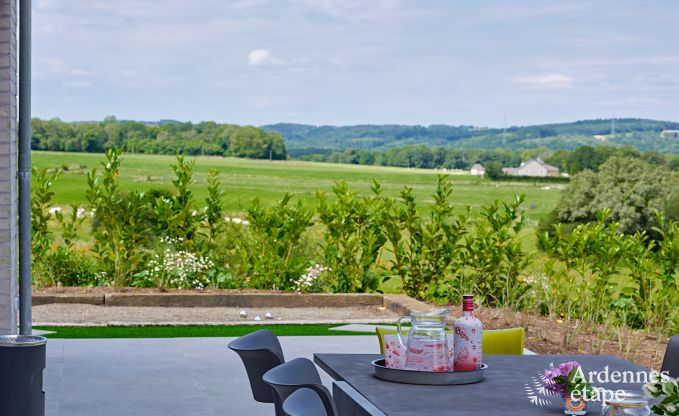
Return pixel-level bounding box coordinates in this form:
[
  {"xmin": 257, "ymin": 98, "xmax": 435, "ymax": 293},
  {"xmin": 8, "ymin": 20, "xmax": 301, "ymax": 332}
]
[{"xmin": 371, "ymin": 359, "xmax": 486, "ymax": 385}]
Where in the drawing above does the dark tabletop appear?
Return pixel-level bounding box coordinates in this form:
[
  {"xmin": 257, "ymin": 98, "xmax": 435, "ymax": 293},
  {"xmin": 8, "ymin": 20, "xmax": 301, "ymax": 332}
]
[{"xmin": 314, "ymin": 353, "xmax": 650, "ymax": 416}]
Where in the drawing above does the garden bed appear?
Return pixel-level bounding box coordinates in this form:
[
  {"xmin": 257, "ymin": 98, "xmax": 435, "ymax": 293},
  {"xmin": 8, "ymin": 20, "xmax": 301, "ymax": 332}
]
[
  {"xmin": 32, "ymin": 288, "xmax": 669, "ymax": 370},
  {"xmin": 470, "ymin": 304, "xmax": 669, "ymax": 371}
]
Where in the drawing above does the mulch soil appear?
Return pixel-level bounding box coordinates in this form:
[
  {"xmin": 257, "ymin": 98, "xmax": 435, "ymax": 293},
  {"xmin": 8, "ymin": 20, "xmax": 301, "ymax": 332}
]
[{"xmin": 470, "ymin": 304, "xmax": 669, "ymax": 371}]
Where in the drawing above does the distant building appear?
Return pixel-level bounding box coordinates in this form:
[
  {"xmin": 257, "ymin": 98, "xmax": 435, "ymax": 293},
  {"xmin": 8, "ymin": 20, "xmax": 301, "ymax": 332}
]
[
  {"xmin": 470, "ymin": 163, "xmax": 485, "ymax": 176},
  {"xmin": 660, "ymin": 130, "xmax": 679, "ymax": 138},
  {"xmin": 593, "ymin": 134, "xmax": 607, "ymax": 141},
  {"xmin": 502, "ymin": 157, "xmax": 560, "ymax": 177}
]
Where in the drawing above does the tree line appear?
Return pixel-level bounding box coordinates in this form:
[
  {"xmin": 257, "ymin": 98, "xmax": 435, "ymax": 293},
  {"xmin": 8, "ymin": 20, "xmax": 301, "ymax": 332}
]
[
  {"xmin": 296, "ymin": 144, "xmax": 679, "ymax": 173},
  {"xmin": 31, "ymin": 117, "xmax": 287, "ymax": 160}
]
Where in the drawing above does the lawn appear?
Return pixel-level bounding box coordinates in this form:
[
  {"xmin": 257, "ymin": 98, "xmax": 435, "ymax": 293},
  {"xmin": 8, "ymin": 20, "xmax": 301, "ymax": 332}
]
[
  {"xmin": 32, "ymin": 151, "xmax": 563, "ymax": 222},
  {"xmin": 34, "ymin": 324, "xmax": 371, "ymax": 338}
]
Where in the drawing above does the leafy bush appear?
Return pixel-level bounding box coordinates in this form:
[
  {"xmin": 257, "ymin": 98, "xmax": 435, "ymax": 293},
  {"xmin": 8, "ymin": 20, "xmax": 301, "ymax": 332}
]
[
  {"xmin": 202, "ymin": 169, "xmax": 225, "ymax": 250},
  {"xmin": 317, "ymin": 181, "xmax": 387, "ymax": 292},
  {"xmin": 242, "ymin": 194, "xmax": 314, "ymax": 290},
  {"xmin": 546, "ymin": 157, "xmax": 678, "ymax": 237},
  {"xmin": 461, "ymin": 195, "xmax": 529, "ymax": 307},
  {"xmin": 537, "ymin": 211, "xmax": 679, "ymax": 335},
  {"xmin": 383, "ymin": 176, "xmax": 466, "ymax": 301},
  {"xmin": 168, "ymin": 156, "xmax": 199, "ymax": 248},
  {"xmin": 31, "ymin": 167, "xmax": 59, "ymax": 262},
  {"xmin": 37, "ymin": 246, "xmax": 99, "ymax": 287},
  {"xmin": 87, "ymin": 148, "xmax": 148, "ymax": 286}
]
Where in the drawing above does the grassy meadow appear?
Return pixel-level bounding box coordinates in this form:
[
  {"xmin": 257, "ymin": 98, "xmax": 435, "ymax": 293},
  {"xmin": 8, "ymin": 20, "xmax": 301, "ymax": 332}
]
[{"xmin": 32, "ymin": 151, "xmax": 563, "ymax": 223}]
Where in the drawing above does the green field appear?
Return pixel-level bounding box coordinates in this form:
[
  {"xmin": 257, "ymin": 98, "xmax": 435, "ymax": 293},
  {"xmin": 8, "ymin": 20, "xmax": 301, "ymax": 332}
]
[{"xmin": 32, "ymin": 151, "xmax": 563, "ymax": 223}]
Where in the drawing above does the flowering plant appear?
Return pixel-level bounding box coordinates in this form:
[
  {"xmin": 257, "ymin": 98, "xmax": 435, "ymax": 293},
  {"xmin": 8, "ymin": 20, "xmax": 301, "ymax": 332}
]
[
  {"xmin": 643, "ymin": 377, "xmax": 679, "ymax": 416},
  {"xmin": 134, "ymin": 236, "xmax": 214, "ymax": 289},
  {"xmin": 293, "ymin": 264, "xmax": 331, "ymax": 293},
  {"xmin": 542, "ymin": 361, "xmax": 593, "ymax": 400}
]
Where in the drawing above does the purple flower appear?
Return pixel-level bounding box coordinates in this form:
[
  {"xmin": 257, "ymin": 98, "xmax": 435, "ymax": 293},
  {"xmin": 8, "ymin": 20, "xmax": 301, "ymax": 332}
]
[
  {"xmin": 559, "ymin": 361, "xmax": 581, "ymax": 378},
  {"xmin": 549, "ymin": 384, "xmax": 569, "ymax": 399},
  {"xmin": 543, "ymin": 362, "xmax": 582, "ymax": 399},
  {"xmin": 543, "ymin": 367, "xmax": 561, "ymax": 383}
]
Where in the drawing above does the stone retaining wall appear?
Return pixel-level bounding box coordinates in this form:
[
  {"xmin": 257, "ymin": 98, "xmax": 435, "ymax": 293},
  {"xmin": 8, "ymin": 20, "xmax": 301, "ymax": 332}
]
[{"xmin": 33, "ymin": 291, "xmax": 433, "ymax": 314}]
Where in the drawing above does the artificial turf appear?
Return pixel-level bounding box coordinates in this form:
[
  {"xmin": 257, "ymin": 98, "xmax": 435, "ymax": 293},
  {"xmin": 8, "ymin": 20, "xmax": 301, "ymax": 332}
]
[{"xmin": 34, "ymin": 324, "xmax": 372, "ymax": 339}]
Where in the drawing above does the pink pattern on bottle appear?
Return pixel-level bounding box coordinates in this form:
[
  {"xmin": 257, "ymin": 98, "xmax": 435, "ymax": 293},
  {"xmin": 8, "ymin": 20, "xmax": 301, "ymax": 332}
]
[{"xmin": 453, "ymin": 295, "xmax": 483, "ymax": 372}]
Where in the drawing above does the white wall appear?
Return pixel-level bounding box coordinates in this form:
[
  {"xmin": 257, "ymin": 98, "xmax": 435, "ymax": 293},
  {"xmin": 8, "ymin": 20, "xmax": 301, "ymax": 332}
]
[{"xmin": 0, "ymin": 0, "xmax": 17, "ymax": 335}]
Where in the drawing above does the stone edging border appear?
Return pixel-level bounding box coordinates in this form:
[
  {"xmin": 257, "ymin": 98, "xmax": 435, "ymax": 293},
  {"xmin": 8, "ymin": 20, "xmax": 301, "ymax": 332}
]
[{"xmin": 33, "ymin": 292, "xmax": 434, "ymax": 315}]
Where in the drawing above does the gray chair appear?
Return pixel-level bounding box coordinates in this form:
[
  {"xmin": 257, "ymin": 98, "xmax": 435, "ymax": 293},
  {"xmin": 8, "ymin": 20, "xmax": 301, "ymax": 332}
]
[
  {"xmin": 228, "ymin": 330, "xmax": 286, "ymax": 415},
  {"xmin": 263, "ymin": 358, "xmax": 337, "ymax": 416},
  {"xmin": 282, "ymin": 388, "xmax": 330, "ymax": 416},
  {"xmin": 661, "ymin": 334, "xmax": 679, "ymax": 379}
]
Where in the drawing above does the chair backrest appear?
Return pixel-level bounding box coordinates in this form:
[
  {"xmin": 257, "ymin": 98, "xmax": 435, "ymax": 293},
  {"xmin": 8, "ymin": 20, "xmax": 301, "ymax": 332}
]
[
  {"xmin": 264, "ymin": 358, "xmax": 337, "ymax": 416},
  {"xmin": 482, "ymin": 328, "xmax": 524, "ymax": 355},
  {"xmin": 228, "ymin": 329, "xmax": 285, "ymax": 404},
  {"xmin": 375, "ymin": 326, "xmax": 524, "ymax": 355},
  {"xmin": 661, "ymin": 334, "xmax": 679, "ymax": 379},
  {"xmin": 282, "ymin": 388, "xmax": 332, "ymax": 416}
]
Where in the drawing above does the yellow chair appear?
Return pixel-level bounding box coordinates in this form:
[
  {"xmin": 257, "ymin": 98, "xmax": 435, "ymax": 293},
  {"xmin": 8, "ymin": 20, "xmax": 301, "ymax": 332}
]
[
  {"xmin": 375, "ymin": 326, "xmax": 409, "ymax": 354},
  {"xmin": 482, "ymin": 327, "xmax": 524, "ymax": 355},
  {"xmin": 375, "ymin": 326, "xmax": 524, "ymax": 355}
]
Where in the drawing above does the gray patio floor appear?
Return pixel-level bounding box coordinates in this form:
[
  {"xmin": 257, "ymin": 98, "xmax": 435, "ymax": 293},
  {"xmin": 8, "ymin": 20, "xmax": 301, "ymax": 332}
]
[{"xmin": 45, "ymin": 336, "xmax": 378, "ymax": 416}]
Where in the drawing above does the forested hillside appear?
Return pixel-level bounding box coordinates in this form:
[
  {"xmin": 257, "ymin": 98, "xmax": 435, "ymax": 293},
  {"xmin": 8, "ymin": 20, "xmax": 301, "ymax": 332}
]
[
  {"xmin": 32, "ymin": 117, "xmax": 287, "ymax": 159},
  {"xmin": 263, "ymin": 119, "xmax": 679, "ymax": 154}
]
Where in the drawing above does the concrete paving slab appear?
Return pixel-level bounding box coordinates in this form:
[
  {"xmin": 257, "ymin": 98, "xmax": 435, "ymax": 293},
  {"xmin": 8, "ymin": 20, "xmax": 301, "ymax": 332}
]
[{"xmin": 44, "ymin": 335, "xmax": 378, "ymax": 416}]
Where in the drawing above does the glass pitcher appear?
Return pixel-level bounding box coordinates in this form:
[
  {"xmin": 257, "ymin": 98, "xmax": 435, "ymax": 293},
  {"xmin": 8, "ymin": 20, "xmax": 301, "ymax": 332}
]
[{"xmin": 396, "ymin": 309, "xmax": 452, "ymax": 372}]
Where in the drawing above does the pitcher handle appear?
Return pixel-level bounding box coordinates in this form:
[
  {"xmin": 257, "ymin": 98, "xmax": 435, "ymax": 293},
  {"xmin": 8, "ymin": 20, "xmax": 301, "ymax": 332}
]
[{"xmin": 396, "ymin": 316, "xmax": 409, "ymax": 350}]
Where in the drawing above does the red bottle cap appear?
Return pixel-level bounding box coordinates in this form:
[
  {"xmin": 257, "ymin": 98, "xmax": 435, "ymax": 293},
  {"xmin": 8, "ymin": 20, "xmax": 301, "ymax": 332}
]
[{"xmin": 462, "ymin": 294, "xmax": 474, "ymax": 312}]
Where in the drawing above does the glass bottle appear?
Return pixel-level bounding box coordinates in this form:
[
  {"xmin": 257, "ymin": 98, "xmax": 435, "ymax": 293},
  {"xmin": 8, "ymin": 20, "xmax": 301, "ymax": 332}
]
[{"xmin": 453, "ymin": 294, "xmax": 483, "ymax": 371}]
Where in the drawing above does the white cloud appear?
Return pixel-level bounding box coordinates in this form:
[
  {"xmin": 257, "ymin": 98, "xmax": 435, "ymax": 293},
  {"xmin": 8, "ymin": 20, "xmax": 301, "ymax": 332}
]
[
  {"xmin": 248, "ymin": 49, "xmax": 281, "ymax": 66},
  {"xmin": 511, "ymin": 73, "xmax": 573, "ymax": 88},
  {"xmin": 249, "ymin": 49, "xmax": 271, "ymax": 65},
  {"xmin": 248, "ymin": 49, "xmax": 285, "ymax": 67}
]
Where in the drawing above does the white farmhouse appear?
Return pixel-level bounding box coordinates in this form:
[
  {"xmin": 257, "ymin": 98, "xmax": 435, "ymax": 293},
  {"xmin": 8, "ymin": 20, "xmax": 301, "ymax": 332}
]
[
  {"xmin": 502, "ymin": 157, "xmax": 559, "ymax": 177},
  {"xmin": 470, "ymin": 163, "xmax": 485, "ymax": 176}
]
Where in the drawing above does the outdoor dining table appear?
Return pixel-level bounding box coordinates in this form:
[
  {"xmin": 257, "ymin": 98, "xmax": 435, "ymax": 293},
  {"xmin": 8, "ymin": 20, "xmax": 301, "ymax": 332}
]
[{"xmin": 314, "ymin": 353, "xmax": 651, "ymax": 416}]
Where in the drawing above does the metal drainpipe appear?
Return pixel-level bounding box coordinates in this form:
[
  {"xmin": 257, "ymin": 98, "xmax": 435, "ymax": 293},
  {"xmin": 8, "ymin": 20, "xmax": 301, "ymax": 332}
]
[{"xmin": 18, "ymin": 0, "xmax": 32, "ymax": 335}]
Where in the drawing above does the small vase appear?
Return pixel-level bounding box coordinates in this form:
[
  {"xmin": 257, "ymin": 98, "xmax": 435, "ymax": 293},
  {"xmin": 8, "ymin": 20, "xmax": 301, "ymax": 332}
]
[{"xmin": 563, "ymin": 397, "xmax": 587, "ymax": 415}]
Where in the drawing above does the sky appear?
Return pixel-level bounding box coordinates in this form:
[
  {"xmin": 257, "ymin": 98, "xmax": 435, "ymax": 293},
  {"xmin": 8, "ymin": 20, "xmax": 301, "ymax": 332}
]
[{"xmin": 32, "ymin": 0, "xmax": 679, "ymax": 127}]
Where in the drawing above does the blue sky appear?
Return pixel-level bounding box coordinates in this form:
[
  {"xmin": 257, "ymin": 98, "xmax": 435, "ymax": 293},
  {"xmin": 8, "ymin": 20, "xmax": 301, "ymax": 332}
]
[{"xmin": 33, "ymin": 0, "xmax": 679, "ymax": 127}]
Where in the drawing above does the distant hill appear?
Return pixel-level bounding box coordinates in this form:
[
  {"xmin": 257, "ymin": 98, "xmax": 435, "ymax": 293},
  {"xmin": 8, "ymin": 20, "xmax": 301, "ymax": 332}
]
[{"xmin": 262, "ymin": 119, "xmax": 679, "ymax": 154}]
